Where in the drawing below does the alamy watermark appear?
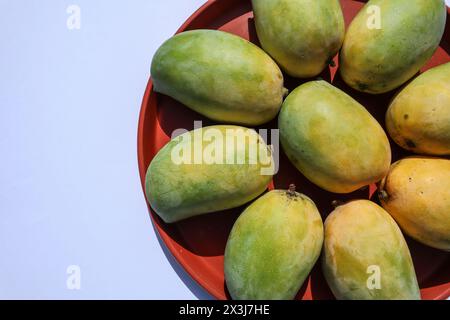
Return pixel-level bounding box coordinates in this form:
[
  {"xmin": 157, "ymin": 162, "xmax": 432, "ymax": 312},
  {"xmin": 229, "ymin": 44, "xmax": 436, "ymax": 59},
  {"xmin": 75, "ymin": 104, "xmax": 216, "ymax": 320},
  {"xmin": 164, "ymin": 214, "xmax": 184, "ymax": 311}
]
[
  {"xmin": 366, "ymin": 5, "xmax": 382, "ymax": 30},
  {"xmin": 366, "ymin": 265, "xmax": 381, "ymax": 290},
  {"xmin": 66, "ymin": 265, "xmax": 81, "ymax": 290},
  {"xmin": 169, "ymin": 121, "xmax": 279, "ymax": 176},
  {"xmin": 66, "ymin": 5, "xmax": 81, "ymax": 30}
]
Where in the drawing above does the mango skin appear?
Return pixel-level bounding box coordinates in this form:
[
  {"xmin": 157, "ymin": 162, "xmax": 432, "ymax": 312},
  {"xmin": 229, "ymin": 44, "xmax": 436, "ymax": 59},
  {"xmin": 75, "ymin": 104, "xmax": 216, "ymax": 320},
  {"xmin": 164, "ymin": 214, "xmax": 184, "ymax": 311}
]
[
  {"xmin": 279, "ymin": 81, "xmax": 391, "ymax": 193},
  {"xmin": 224, "ymin": 189, "xmax": 323, "ymax": 300},
  {"xmin": 322, "ymin": 200, "xmax": 420, "ymax": 300},
  {"xmin": 252, "ymin": 0, "xmax": 345, "ymax": 78},
  {"xmin": 386, "ymin": 63, "xmax": 450, "ymax": 156},
  {"xmin": 151, "ymin": 30, "xmax": 286, "ymax": 125},
  {"xmin": 145, "ymin": 126, "xmax": 274, "ymax": 223},
  {"xmin": 340, "ymin": 0, "xmax": 447, "ymax": 94},
  {"xmin": 379, "ymin": 157, "xmax": 450, "ymax": 251}
]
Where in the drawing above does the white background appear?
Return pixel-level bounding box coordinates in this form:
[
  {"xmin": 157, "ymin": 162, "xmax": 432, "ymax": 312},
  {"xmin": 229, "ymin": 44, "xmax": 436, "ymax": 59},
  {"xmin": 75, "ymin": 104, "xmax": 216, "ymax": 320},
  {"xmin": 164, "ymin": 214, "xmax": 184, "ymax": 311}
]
[
  {"xmin": 0, "ymin": 0, "xmax": 206, "ymax": 299},
  {"xmin": 0, "ymin": 0, "xmax": 449, "ymax": 300}
]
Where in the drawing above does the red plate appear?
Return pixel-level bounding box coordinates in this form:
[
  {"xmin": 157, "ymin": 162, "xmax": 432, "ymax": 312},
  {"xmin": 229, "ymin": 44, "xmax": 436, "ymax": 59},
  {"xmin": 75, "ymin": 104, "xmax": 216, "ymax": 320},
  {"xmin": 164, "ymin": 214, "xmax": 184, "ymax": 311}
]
[{"xmin": 138, "ymin": 0, "xmax": 450, "ymax": 300}]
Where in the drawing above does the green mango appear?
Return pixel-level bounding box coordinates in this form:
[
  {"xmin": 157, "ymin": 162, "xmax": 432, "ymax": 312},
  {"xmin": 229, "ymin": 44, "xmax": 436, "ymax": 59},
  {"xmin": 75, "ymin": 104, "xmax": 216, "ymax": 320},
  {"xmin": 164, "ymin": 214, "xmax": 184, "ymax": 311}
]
[
  {"xmin": 252, "ymin": 0, "xmax": 345, "ymax": 78},
  {"xmin": 279, "ymin": 81, "xmax": 391, "ymax": 193},
  {"xmin": 323, "ymin": 200, "xmax": 420, "ymax": 300},
  {"xmin": 145, "ymin": 125, "xmax": 274, "ymax": 223},
  {"xmin": 386, "ymin": 62, "xmax": 450, "ymax": 156},
  {"xmin": 340, "ymin": 0, "xmax": 447, "ymax": 94},
  {"xmin": 379, "ymin": 157, "xmax": 450, "ymax": 251},
  {"xmin": 224, "ymin": 188, "xmax": 323, "ymax": 300},
  {"xmin": 151, "ymin": 30, "xmax": 287, "ymax": 125}
]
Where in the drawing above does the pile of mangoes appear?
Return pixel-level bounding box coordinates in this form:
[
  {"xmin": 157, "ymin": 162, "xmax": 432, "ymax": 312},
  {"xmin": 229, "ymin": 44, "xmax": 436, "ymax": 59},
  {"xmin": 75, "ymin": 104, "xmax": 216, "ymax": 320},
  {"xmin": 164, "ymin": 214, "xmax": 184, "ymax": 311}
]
[{"xmin": 146, "ymin": 0, "xmax": 450, "ymax": 300}]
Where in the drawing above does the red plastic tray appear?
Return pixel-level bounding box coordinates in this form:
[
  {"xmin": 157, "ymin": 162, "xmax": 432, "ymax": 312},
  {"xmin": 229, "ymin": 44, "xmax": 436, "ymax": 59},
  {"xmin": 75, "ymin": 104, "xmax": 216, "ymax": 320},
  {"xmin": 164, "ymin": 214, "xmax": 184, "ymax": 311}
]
[{"xmin": 138, "ymin": 0, "xmax": 450, "ymax": 300}]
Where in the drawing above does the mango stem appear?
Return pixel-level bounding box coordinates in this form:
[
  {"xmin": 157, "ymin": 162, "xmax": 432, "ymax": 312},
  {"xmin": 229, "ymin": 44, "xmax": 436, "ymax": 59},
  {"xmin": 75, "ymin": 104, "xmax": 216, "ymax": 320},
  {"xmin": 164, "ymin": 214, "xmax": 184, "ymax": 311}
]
[
  {"xmin": 287, "ymin": 184, "xmax": 296, "ymax": 197},
  {"xmin": 331, "ymin": 200, "xmax": 344, "ymax": 208},
  {"xmin": 378, "ymin": 190, "xmax": 390, "ymax": 202}
]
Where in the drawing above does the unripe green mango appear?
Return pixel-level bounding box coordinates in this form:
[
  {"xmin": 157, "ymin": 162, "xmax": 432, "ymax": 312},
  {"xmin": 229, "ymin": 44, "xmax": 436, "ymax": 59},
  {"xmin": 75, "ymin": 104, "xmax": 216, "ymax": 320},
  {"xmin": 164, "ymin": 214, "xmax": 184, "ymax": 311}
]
[
  {"xmin": 151, "ymin": 30, "xmax": 287, "ymax": 125},
  {"xmin": 145, "ymin": 126, "xmax": 274, "ymax": 223},
  {"xmin": 386, "ymin": 63, "xmax": 450, "ymax": 156},
  {"xmin": 340, "ymin": 0, "xmax": 447, "ymax": 94},
  {"xmin": 323, "ymin": 200, "xmax": 420, "ymax": 300},
  {"xmin": 252, "ymin": 0, "xmax": 345, "ymax": 78},
  {"xmin": 379, "ymin": 157, "xmax": 450, "ymax": 251},
  {"xmin": 279, "ymin": 81, "xmax": 391, "ymax": 193},
  {"xmin": 224, "ymin": 188, "xmax": 323, "ymax": 300}
]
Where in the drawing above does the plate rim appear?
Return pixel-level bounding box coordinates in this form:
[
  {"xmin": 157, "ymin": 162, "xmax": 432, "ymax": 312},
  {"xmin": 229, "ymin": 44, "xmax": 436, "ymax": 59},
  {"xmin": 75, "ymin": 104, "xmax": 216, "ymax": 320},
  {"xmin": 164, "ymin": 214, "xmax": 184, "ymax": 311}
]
[{"xmin": 138, "ymin": 0, "xmax": 450, "ymax": 300}]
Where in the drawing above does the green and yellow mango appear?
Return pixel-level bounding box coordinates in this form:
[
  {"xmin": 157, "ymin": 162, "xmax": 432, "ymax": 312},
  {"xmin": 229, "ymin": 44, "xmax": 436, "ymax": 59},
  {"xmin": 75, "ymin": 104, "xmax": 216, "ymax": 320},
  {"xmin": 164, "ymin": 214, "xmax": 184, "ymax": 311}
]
[
  {"xmin": 145, "ymin": 126, "xmax": 274, "ymax": 223},
  {"xmin": 386, "ymin": 62, "xmax": 450, "ymax": 156},
  {"xmin": 340, "ymin": 0, "xmax": 447, "ymax": 94},
  {"xmin": 224, "ymin": 188, "xmax": 323, "ymax": 300},
  {"xmin": 379, "ymin": 157, "xmax": 450, "ymax": 251},
  {"xmin": 279, "ymin": 81, "xmax": 391, "ymax": 193},
  {"xmin": 252, "ymin": 0, "xmax": 345, "ymax": 78},
  {"xmin": 151, "ymin": 30, "xmax": 286, "ymax": 125},
  {"xmin": 322, "ymin": 200, "xmax": 420, "ymax": 300}
]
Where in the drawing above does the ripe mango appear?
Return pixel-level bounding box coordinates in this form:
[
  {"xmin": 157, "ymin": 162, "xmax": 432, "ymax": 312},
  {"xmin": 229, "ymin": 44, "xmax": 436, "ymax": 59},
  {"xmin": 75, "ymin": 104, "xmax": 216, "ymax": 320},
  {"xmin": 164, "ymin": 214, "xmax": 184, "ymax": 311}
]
[
  {"xmin": 322, "ymin": 200, "xmax": 420, "ymax": 300},
  {"xmin": 145, "ymin": 126, "xmax": 274, "ymax": 223},
  {"xmin": 340, "ymin": 0, "xmax": 447, "ymax": 94},
  {"xmin": 379, "ymin": 157, "xmax": 450, "ymax": 251},
  {"xmin": 252, "ymin": 0, "xmax": 345, "ymax": 78},
  {"xmin": 386, "ymin": 63, "xmax": 450, "ymax": 156},
  {"xmin": 224, "ymin": 188, "xmax": 323, "ymax": 300},
  {"xmin": 279, "ymin": 81, "xmax": 391, "ymax": 193},
  {"xmin": 151, "ymin": 30, "xmax": 287, "ymax": 125}
]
